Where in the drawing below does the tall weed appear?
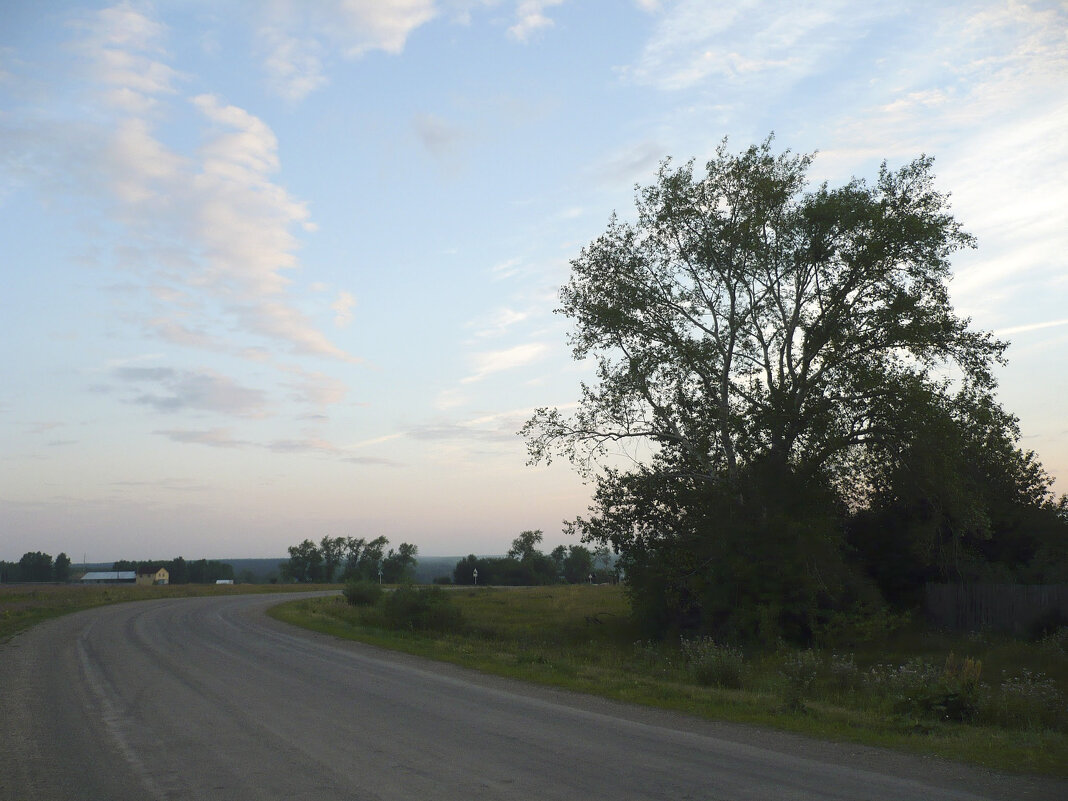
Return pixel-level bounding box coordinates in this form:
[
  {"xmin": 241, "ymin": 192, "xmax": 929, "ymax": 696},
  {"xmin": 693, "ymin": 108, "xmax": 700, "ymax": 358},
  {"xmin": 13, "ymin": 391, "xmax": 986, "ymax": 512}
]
[
  {"xmin": 780, "ymin": 650, "xmax": 821, "ymax": 712},
  {"xmin": 679, "ymin": 636, "xmax": 746, "ymax": 689}
]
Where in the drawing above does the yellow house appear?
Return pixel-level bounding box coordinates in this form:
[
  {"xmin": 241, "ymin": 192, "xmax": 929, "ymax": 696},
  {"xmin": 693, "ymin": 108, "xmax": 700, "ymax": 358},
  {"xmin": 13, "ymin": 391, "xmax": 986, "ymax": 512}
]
[{"xmin": 136, "ymin": 566, "xmax": 170, "ymax": 586}]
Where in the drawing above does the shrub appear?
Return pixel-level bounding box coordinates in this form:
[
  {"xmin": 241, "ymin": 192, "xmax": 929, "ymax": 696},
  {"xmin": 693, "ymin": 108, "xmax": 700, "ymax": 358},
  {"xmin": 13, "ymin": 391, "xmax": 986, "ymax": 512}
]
[
  {"xmin": 780, "ymin": 650, "xmax": 821, "ymax": 712},
  {"xmin": 813, "ymin": 608, "xmax": 909, "ymax": 649},
  {"xmin": 381, "ymin": 586, "xmax": 463, "ymax": 632},
  {"xmin": 983, "ymin": 670, "xmax": 1066, "ymax": 731},
  {"xmin": 1040, "ymin": 626, "xmax": 1068, "ymax": 657},
  {"xmin": 679, "ymin": 636, "xmax": 746, "ymax": 689},
  {"xmin": 888, "ymin": 652, "xmax": 984, "ymax": 723},
  {"xmin": 827, "ymin": 652, "xmax": 861, "ymax": 693},
  {"xmin": 343, "ymin": 580, "xmax": 383, "ymax": 607},
  {"xmin": 1027, "ymin": 608, "xmax": 1068, "ymax": 641}
]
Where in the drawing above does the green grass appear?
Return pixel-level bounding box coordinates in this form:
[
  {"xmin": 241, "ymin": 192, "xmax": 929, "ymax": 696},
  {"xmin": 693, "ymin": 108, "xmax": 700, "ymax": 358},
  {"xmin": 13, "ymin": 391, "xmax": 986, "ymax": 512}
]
[
  {"xmin": 269, "ymin": 584, "xmax": 1068, "ymax": 777},
  {"xmin": 0, "ymin": 582, "xmax": 338, "ymax": 642}
]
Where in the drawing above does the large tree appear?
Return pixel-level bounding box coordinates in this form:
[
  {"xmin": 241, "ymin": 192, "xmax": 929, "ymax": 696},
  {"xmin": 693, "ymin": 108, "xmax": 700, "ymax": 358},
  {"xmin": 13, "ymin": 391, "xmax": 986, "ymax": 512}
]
[{"xmin": 523, "ymin": 137, "xmax": 1054, "ymax": 640}]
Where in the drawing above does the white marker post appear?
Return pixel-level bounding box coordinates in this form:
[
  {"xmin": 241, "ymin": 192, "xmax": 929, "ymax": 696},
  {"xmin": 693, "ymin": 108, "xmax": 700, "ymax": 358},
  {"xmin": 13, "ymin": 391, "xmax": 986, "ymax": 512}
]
[{"xmin": 472, "ymin": 568, "xmax": 478, "ymax": 586}]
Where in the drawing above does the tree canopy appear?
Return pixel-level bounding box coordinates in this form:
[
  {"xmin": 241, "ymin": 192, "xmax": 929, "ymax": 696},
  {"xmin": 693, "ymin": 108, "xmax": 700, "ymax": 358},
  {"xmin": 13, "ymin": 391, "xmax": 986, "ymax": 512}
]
[{"xmin": 524, "ymin": 137, "xmax": 1066, "ymax": 641}]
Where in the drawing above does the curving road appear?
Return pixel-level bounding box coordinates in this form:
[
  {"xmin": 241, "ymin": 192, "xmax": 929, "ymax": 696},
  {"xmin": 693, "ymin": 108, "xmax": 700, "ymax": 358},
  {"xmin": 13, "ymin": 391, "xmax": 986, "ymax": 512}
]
[{"xmin": 1, "ymin": 593, "xmax": 1062, "ymax": 801}]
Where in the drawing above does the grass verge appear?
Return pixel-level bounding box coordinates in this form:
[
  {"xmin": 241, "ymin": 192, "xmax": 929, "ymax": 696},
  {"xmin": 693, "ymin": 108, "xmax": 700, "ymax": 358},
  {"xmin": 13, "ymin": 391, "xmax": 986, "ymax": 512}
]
[{"xmin": 269, "ymin": 584, "xmax": 1068, "ymax": 777}]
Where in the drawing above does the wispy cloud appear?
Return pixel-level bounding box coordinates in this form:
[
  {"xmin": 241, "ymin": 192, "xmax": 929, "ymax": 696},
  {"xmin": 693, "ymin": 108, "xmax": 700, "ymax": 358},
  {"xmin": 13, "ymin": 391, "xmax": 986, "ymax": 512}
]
[
  {"xmin": 115, "ymin": 367, "xmax": 269, "ymax": 418},
  {"xmin": 508, "ymin": 0, "xmax": 565, "ymax": 42},
  {"xmin": 155, "ymin": 428, "xmax": 249, "ymax": 448},
  {"xmin": 257, "ymin": 0, "xmax": 438, "ymax": 101},
  {"xmin": 466, "ymin": 307, "xmax": 530, "ymax": 338},
  {"xmin": 996, "ymin": 319, "xmax": 1068, "ymax": 337},
  {"xmin": 461, "ymin": 342, "xmax": 548, "ymax": 383},
  {"xmin": 413, "ymin": 112, "xmax": 469, "ymax": 167},
  {"xmin": 817, "ymin": 2, "xmax": 1068, "ymax": 323},
  {"xmin": 28, "ymin": 6, "xmax": 358, "ymax": 367},
  {"xmin": 258, "ymin": 29, "xmax": 327, "ymax": 103},
  {"xmin": 625, "ymin": 0, "xmax": 882, "ymax": 92},
  {"xmin": 590, "ymin": 138, "xmax": 665, "ymax": 187},
  {"xmin": 331, "ymin": 291, "xmax": 356, "ymax": 328},
  {"xmin": 155, "ymin": 427, "xmax": 403, "ymax": 467}
]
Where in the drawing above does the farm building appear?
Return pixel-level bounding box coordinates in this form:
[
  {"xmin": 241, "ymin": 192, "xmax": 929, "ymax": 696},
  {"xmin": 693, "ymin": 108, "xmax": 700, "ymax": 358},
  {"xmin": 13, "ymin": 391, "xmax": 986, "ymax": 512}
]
[{"xmin": 81, "ymin": 571, "xmax": 136, "ymax": 584}]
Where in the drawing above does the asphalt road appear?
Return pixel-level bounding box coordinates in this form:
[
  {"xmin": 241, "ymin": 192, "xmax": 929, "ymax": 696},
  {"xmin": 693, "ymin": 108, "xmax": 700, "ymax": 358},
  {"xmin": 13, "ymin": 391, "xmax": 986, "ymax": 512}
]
[{"xmin": 1, "ymin": 593, "xmax": 1063, "ymax": 801}]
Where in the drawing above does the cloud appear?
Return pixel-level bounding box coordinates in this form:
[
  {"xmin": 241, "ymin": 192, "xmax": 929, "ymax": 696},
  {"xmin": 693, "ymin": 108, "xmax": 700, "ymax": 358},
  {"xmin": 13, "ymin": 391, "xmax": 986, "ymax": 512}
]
[
  {"xmin": 466, "ymin": 307, "xmax": 529, "ymax": 338},
  {"xmin": 461, "ymin": 342, "xmax": 548, "ymax": 383},
  {"xmin": 257, "ymin": 0, "xmax": 439, "ymax": 101},
  {"xmin": 996, "ymin": 319, "xmax": 1068, "ymax": 337},
  {"xmin": 266, "ymin": 436, "xmax": 341, "ymax": 454},
  {"xmin": 344, "ymin": 455, "xmax": 402, "ymax": 466},
  {"xmin": 435, "ymin": 388, "xmax": 469, "ymax": 410},
  {"xmin": 21, "ymin": 7, "xmax": 356, "ymax": 365},
  {"xmin": 278, "ymin": 365, "xmax": 350, "ymax": 406},
  {"xmin": 146, "ymin": 318, "xmax": 221, "ymax": 350},
  {"xmin": 626, "ymin": 0, "xmax": 885, "ymax": 92},
  {"xmin": 27, "ymin": 422, "xmax": 64, "ymax": 434},
  {"xmin": 490, "ymin": 257, "xmax": 522, "ymax": 281},
  {"xmin": 407, "ymin": 422, "xmax": 516, "ymax": 442},
  {"xmin": 155, "ymin": 428, "xmax": 249, "ymax": 448},
  {"xmin": 816, "ymin": 2, "xmax": 1068, "ymax": 324},
  {"xmin": 405, "ymin": 405, "xmax": 539, "ymax": 446},
  {"xmin": 331, "ymin": 290, "xmax": 357, "ymax": 327},
  {"xmin": 116, "ymin": 367, "xmax": 269, "ymax": 418},
  {"xmin": 153, "ymin": 427, "xmax": 402, "ymax": 466},
  {"xmin": 259, "ymin": 29, "xmax": 327, "ymax": 102},
  {"xmin": 234, "ymin": 301, "xmax": 357, "ymax": 361},
  {"xmin": 508, "ymin": 0, "xmax": 565, "ymax": 42},
  {"xmin": 590, "ymin": 139, "xmax": 665, "ymax": 187},
  {"xmin": 413, "ymin": 112, "xmax": 467, "ymax": 161}
]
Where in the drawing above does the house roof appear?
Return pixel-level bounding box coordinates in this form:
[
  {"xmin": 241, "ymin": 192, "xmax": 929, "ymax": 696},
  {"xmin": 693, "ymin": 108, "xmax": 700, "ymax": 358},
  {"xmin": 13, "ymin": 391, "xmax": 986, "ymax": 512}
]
[{"xmin": 81, "ymin": 571, "xmax": 136, "ymax": 581}]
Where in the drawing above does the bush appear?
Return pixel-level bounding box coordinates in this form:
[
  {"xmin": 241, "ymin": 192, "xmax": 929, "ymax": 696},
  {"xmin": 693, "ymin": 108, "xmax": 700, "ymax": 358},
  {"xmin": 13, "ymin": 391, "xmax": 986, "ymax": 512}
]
[
  {"xmin": 381, "ymin": 586, "xmax": 463, "ymax": 632},
  {"xmin": 827, "ymin": 652, "xmax": 862, "ymax": 693},
  {"xmin": 780, "ymin": 650, "xmax": 821, "ymax": 712},
  {"xmin": 1027, "ymin": 608, "xmax": 1068, "ymax": 641},
  {"xmin": 343, "ymin": 580, "xmax": 383, "ymax": 607},
  {"xmin": 983, "ymin": 670, "xmax": 1066, "ymax": 730},
  {"xmin": 885, "ymin": 652, "xmax": 984, "ymax": 723},
  {"xmin": 679, "ymin": 636, "xmax": 746, "ymax": 689}
]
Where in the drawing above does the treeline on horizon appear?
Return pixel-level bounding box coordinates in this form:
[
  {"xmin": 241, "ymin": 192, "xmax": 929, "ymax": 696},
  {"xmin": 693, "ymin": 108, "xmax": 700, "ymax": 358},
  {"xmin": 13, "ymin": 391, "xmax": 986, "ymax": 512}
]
[
  {"xmin": 281, "ymin": 530, "xmax": 615, "ymax": 587},
  {"xmin": 0, "ymin": 552, "xmax": 236, "ymax": 584},
  {"xmin": 451, "ymin": 530, "xmax": 615, "ymax": 586}
]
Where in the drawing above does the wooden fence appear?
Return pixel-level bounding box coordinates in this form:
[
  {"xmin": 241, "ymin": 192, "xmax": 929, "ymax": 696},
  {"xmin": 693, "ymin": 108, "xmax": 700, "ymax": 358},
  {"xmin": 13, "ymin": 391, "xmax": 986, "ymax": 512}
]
[{"xmin": 924, "ymin": 583, "xmax": 1068, "ymax": 635}]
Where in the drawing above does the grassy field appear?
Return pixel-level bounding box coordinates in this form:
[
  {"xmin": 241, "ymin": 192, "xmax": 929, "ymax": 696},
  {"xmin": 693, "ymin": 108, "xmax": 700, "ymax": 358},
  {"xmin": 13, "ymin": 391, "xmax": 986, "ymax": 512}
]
[
  {"xmin": 270, "ymin": 584, "xmax": 1068, "ymax": 777},
  {"xmin": 0, "ymin": 582, "xmax": 334, "ymax": 642}
]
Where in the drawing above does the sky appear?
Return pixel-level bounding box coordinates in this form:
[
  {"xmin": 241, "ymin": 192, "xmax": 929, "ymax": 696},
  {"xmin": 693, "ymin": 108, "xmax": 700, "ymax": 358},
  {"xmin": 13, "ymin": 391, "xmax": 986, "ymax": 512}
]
[{"xmin": 1, "ymin": 0, "xmax": 1066, "ymax": 562}]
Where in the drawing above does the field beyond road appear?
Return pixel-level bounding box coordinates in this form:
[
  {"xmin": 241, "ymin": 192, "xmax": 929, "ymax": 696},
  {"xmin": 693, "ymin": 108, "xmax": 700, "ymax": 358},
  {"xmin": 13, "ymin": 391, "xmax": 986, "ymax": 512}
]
[{"xmin": 271, "ymin": 584, "xmax": 1068, "ymax": 778}]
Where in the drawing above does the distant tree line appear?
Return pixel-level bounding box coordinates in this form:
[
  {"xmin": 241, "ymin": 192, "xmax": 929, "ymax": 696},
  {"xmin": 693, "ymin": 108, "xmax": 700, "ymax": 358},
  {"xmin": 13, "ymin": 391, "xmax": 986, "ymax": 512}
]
[
  {"xmin": 0, "ymin": 553, "xmax": 236, "ymax": 584},
  {"xmin": 281, "ymin": 536, "xmax": 418, "ymax": 584},
  {"xmin": 0, "ymin": 552, "xmax": 72, "ymax": 583},
  {"xmin": 451, "ymin": 530, "xmax": 616, "ymax": 586},
  {"xmin": 111, "ymin": 557, "xmax": 235, "ymax": 584}
]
